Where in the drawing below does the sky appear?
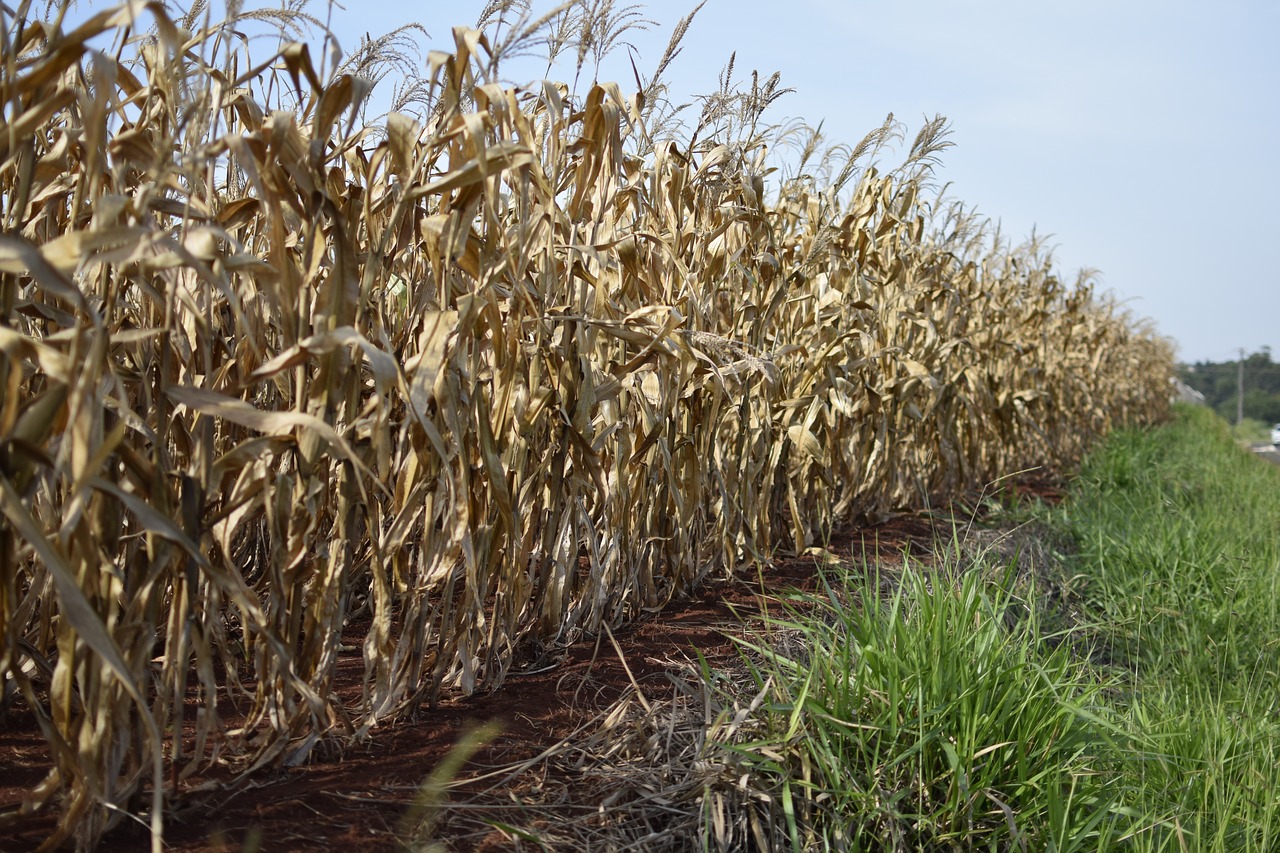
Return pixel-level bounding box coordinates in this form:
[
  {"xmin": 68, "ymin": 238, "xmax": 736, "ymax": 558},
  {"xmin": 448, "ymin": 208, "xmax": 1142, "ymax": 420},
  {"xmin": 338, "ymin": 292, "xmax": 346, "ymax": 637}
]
[
  {"xmin": 62, "ymin": 0, "xmax": 1280, "ymax": 363},
  {"xmin": 314, "ymin": 0, "xmax": 1277, "ymax": 365}
]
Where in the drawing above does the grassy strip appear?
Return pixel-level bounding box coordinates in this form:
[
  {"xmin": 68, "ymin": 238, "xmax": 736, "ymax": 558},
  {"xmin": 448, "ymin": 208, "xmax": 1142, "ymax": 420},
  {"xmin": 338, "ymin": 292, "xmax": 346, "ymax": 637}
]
[
  {"xmin": 1057, "ymin": 403, "xmax": 1280, "ymax": 850},
  {"xmin": 726, "ymin": 404, "xmax": 1280, "ymax": 850}
]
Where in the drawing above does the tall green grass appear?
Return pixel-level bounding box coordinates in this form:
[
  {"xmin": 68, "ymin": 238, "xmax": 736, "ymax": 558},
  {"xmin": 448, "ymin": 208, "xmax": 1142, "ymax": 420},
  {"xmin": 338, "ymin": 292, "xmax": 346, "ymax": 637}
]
[
  {"xmin": 726, "ymin": 404, "xmax": 1280, "ymax": 850},
  {"xmin": 1057, "ymin": 403, "xmax": 1280, "ymax": 851},
  {"xmin": 730, "ymin": 563, "xmax": 1127, "ymax": 851}
]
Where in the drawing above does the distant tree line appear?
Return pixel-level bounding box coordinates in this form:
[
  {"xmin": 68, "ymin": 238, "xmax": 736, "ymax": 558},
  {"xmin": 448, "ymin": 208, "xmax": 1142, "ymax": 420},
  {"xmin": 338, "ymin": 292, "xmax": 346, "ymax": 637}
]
[{"xmin": 1180, "ymin": 348, "xmax": 1280, "ymax": 424}]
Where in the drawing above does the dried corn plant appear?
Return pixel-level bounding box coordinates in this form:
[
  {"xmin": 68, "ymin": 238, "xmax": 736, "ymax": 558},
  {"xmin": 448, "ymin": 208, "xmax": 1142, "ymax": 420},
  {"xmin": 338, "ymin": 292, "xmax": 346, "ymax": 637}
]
[{"xmin": 0, "ymin": 0, "xmax": 1173, "ymax": 848}]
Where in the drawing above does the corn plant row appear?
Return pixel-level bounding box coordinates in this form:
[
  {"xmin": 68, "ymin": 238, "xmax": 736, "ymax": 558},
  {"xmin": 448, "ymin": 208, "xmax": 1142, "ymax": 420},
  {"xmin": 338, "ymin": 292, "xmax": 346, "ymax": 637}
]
[{"xmin": 0, "ymin": 3, "xmax": 1173, "ymax": 848}]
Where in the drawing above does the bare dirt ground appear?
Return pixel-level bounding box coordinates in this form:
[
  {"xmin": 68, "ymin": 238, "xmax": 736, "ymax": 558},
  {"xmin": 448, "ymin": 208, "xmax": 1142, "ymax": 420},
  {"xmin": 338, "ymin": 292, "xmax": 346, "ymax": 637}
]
[{"xmin": 0, "ymin": 477, "xmax": 1062, "ymax": 852}]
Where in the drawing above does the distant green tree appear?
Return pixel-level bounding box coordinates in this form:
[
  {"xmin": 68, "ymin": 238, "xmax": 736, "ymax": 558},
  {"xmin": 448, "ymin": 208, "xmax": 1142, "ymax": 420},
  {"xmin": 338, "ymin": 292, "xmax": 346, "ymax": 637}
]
[{"xmin": 1180, "ymin": 348, "xmax": 1280, "ymax": 424}]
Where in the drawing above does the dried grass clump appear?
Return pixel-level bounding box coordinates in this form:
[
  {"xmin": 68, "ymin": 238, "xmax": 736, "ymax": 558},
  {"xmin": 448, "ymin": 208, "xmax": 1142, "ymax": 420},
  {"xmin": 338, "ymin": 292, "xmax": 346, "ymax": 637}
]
[
  {"xmin": 551, "ymin": 677, "xmax": 790, "ymax": 852},
  {"xmin": 414, "ymin": 676, "xmax": 788, "ymax": 852},
  {"xmin": 0, "ymin": 0, "xmax": 1173, "ymax": 847}
]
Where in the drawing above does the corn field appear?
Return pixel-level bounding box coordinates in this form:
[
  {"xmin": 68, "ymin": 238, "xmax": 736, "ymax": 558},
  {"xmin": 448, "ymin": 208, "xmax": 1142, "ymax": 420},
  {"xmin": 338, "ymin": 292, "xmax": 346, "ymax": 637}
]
[{"xmin": 0, "ymin": 1, "xmax": 1174, "ymax": 848}]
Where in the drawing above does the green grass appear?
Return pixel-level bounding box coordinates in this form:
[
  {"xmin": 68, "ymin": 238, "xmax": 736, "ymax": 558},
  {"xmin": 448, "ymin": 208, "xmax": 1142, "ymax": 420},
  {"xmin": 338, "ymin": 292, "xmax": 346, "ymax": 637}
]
[
  {"xmin": 723, "ymin": 404, "xmax": 1280, "ymax": 850},
  {"xmin": 1227, "ymin": 415, "xmax": 1274, "ymax": 445},
  {"xmin": 729, "ymin": 564, "xmax": 1128, "ymax": 851},
  {"xmin": 1056, "ymin": 403, "xmax": 1280, "ymax": 851}
]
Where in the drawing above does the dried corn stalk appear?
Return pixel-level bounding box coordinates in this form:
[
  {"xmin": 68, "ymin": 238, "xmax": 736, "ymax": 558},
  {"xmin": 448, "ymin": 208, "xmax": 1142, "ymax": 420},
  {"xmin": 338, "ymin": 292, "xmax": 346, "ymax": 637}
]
[{"xmin": 0, "ymin": 2, "xmax": 1173, "ymax": 848}]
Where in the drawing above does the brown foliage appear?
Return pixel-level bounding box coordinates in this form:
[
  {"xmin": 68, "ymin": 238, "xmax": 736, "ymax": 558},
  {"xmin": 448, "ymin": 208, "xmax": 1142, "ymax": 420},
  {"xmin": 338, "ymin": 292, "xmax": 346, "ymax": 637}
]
[{"xmin": 0, "ymin": 2, "xmax": 1173, "ymax": 848}]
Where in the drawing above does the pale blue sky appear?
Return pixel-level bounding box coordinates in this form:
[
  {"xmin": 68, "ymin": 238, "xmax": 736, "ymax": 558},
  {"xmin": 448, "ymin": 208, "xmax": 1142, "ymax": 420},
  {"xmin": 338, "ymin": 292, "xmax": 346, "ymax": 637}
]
[
  {"xmin": 63, "ymin": 0, "xmax": 1280, "ymax": 362},
  {"xmin": 319, "ymin": 0, "xmax": 1278, "ymax": 364}
]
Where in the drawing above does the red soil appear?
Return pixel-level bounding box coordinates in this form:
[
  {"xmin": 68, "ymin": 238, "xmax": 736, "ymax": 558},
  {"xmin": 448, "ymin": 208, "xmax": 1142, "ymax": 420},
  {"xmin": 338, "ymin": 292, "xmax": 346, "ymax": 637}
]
[{"xmin": 0, "ymin": 477, "xmax": 1062, "ymax": 852}]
